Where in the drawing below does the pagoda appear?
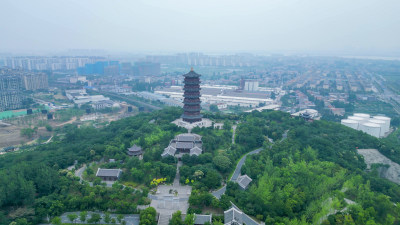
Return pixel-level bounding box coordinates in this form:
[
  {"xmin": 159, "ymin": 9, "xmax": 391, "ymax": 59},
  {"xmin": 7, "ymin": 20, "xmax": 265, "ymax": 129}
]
[{"xmin": 182, "ymin": 68, "xmax": 202, "ymax": 123}]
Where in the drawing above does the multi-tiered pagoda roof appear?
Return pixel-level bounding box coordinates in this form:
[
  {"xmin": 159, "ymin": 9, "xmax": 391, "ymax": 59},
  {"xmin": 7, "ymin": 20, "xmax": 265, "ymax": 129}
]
[{"xmin": 182, "ymin": 68, "xmax": 202, "ymax": 123}]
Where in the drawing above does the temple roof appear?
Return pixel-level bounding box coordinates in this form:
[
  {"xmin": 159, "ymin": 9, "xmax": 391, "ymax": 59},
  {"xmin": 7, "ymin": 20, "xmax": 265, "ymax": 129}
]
[
  {"xmin": 96, "ymin": 168, "xmax": 122, "ymax": 178},
  {"xmin": 183, "ymin": 69, "xmax": 201, "ymax": 78},
  {"xmin": 236, "ymin": 175, "xmax": 252, "ymax": 189}
]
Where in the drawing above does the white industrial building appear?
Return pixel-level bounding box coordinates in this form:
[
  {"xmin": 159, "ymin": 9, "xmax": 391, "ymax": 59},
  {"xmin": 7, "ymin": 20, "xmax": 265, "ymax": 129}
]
[
  {"xmin": 155, "ymin": 90, "xmax": 273, "ymax": 108},
  {"xmin": 368, "ymin": 119, "xmax": 387, "ymax": 136},
  {"xmin": 358, "ymin": 122, "xmax": 381, "ymax": 138},
  {"xmin": 341, "ymin": 119, "xmax": 359, "ymax": 129},
  {"xmin": 373, "ymin": 116, "xmax": 391, "ymax": 133},
  {"xmin": 341, "ymin": 113, "xmax": 391, "ymax": 138},
  {"xmin": 244, "ymin": 81, "xmax": 259, "ymax": 92}
]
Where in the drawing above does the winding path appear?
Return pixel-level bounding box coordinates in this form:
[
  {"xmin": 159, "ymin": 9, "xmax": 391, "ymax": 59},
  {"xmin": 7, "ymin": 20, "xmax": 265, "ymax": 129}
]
[
  {"xmin": 212, "ymin": 130, "xmax": 289, "ymax": 199},
  {"xmin": 212, "ymin": 147, "xmax": 263, "ymax": 199},
  {"xmin": 232, "ymin": 125, "xmax": 237, "ymax": 144}
]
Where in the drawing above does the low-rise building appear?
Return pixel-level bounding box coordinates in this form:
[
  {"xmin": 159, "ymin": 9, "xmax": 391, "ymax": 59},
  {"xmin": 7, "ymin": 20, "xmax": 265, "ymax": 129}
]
[
  {"xmin": 224, "ymin": 203, "xmax": 263, "ymax": 225},
  {"xmin": 236, "ymin": 175, "xmax": 252, "ymax": 190},
  {"xmin": 127, "ymin": 144, "xmax": 143, "ymax": 157},
  {"xmin": 91, "ymin": 100, "xmax": 119, "ymax": 110},
  {"xmin": 96, "ymin": 168, "xmax": 122, "ymax": 181},
  {"xmin": 161, "ymin": 133, "xmax": 203, "ymax": 158}
]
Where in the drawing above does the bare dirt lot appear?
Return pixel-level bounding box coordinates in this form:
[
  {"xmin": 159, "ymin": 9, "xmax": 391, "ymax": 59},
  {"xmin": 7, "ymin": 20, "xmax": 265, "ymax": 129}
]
[
  {"xmin": 357, "ymin": 148, "xmax": 400, "ymax": 184},
  {"xmin": 0, "ymin": 124, "xmax": 29, "ymax": 148}
]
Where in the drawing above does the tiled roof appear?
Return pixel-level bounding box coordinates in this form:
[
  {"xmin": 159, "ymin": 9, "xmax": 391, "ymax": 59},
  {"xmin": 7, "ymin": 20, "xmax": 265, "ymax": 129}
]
[
  {"xmin": 96, "ymin": 168, "xmax": 122, "ymax": 178},
  {"xmin": 236, "ymin": 175, "xmax": 252, "ymax": 189},
  {"xmin": 177, "ymin": 134, "xmax": 196, "ymax": 142},
  {"xmin": 128, "ymin": 144, "xmax": 142, "ymax": 152},
  {"xmin": 190, "ymin": 146, "xmax": 202, "ymax": 156},
  {"xmin": 161, "ymin": 146, "xmax": 177, "ymax": 157},
  {"xmin": 176, "ymin": 133, "xmax": 202, "ymax": 142},
  {"xmin": 224, "ymin": 203, "xmax": 262, "ymax": 225},
  {"xmin": 176, "ymin": 142, "xmax": 194, "ymax": 149}
]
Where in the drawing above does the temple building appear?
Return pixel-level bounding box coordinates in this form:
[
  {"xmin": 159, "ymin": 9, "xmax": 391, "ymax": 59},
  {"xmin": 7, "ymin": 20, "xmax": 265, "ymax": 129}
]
[
  {"xmin": 182, "ymin": 68, "xmax": 202, "ymax": 123},
  {"xmin": 96, "ymin": 168, "xmax": 122, "ymax": 181},
  {"xmin": 224, "ymin": 203, "xmax": 264, "ymax": 225},
  {"xmin": 161, "ymin": 133, "xmax": 203, "ymax": 158},
  {"xmin": 127, "ymin": 144, "xmax": 143, "ymax": 157}
]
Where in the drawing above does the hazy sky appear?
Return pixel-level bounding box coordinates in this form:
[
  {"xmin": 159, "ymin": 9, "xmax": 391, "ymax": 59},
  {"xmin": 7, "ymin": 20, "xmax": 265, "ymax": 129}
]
[{"xmin": 1, "ymin": 0, "xmax": 400, "ymax": 55}]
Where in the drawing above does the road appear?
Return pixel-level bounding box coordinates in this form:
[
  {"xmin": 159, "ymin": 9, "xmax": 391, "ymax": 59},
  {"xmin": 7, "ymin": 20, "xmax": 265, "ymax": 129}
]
[
  {"xmin": 97, "ymin": 91, "xmax": 162, "ymax": 111},
  {"xmin": 212, "ymin": 147, "xmax": 263, "ymax": 199},
  {"xmin": 75, "ymin": 164, "xmax": 87, "ymax": 183},
  {"xmin": 212, "ymin": 130, "xmax": 289, "ymax": 199}
]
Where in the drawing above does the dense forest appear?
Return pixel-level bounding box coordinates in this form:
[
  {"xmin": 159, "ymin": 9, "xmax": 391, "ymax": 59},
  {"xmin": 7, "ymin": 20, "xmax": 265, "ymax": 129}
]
[
  {"xmin": 2, "ymin": 108, "xmax": 400, "ymax": 225},
  {"xmin": 221, "ymin": 110, "xmax": 400, "ymax": 224},
  {"xmin": 0, "ymin": 108, "xmax": 186, "ymax": 224}
]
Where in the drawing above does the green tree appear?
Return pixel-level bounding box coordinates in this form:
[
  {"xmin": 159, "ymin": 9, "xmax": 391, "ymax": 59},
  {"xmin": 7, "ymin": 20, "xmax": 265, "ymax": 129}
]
[
  {"xmin": 15, "ymin": 218, "xmax": 28, "ymax": 225},
  {"xmin": 170, "ymin": 211, "xmax": 183, "ymax": 225},
  {"xmin": 104, "ymin": 212, "xmax": 111, "ymax": 224},
  {"xmin": 20, "ymin": 128, "xmax": 36, "ymax": 138},
  {"xmin": 67, "ymin": 214, "xmax": 78, "ymax": 224},
  {"xmin": 117, "ymin": 214, "xmax": 124, "ymax": 223},
  {"xmin": 270, "ymin": 92, "xmax": 276, "ymax": 100},
  {"xmin": 139, "ymin": 207, "xmax": 157, "ymax": 225},
  {"xmin": 45, "ymin": 124, "xmax": 53, "ymax": 131},
  {"xmin": 49, "ymin": 200, "xmax": 65, "ymax": 216},
  {"xmin": 80, "ymin": 211, "xmax": 88, "ymax": 223},
  {"xmin": 210, "ymin": 104, "xmax": 219, "ymax": 112},
  {"xmin": 213, "ymin": 155, "xmax": 232, "ymax": 172},
  {"xmin": 183, "ymin": 214, "xmax": 195, "ymax": 225},
  {"xmin": 88, "ymin": 213, "xmax": 102, "ymax": 224},
  {"xmin": 51, "ymin": 217, "xmax": 62, "ymax": 225}
]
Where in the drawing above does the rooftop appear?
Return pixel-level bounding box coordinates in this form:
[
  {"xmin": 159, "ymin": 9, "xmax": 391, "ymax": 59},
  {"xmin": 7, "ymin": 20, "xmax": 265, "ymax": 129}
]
[
  {"xmin": 128, "ymin": 144, "xmax": 142, "ymax": 152},
  {"xmin": 236, "ymin": 175, "xmax": 252, "ymax": 189},
  {"xmin": 96, "ymin": 168, "xmax": 122, "ymax": 178},
  {"xmin": 161, "ymin": 146, "xmax": 177, "ymax": 157},
  {"xmin": 183, "ymin": 69, "xmax": 201, "ymax": 78}
]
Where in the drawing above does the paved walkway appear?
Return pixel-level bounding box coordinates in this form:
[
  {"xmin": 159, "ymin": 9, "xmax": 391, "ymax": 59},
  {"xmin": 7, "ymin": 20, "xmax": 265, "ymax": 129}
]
[
  {"xmin": 75, "ymin": 164, "xmax": 87, "ymax": 182},
  {"xmin": 212, "ymin": 147, "xmax": 263, "ymax": 199},
  {"xmin": 212, "ymin": 130, "xmax": 289, "ymax": 199},
  {"xmin": 173, "ymin": 161, "xmax": 182, "ymax": 187},
  {"xmin": 149, "ymin": 160, "xmax": 191, "ymax": 222}
]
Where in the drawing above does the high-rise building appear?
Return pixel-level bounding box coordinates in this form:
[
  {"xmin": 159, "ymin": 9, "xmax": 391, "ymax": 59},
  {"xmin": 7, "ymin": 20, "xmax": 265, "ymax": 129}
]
[
  {"xmin": 133, "ymin": 62, "xmax": 160, "ymax": 76},
  {"xmin": 182, "ymin": 68, "xmax": 202, "ymax": 123},
  {"xmin": 0, "ymin": 74, "xmax": 22, "ymax": 111},
  {"xmin": 120, "ymin": 62, "xmax": 133, "ymax": 75},
  {"xmin": 21, "ymin": 72, "xmax": 48, "ymax": 90},
  {"xmin": 104, "ymin": 65, "xmax": 120, "ymax": 76}
]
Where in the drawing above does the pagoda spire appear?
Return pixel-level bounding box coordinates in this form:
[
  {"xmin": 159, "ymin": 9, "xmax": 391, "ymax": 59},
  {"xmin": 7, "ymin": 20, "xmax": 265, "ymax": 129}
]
[{"xmin": 182, "ymin": 68, "xmax": 202, "ymax": 123}]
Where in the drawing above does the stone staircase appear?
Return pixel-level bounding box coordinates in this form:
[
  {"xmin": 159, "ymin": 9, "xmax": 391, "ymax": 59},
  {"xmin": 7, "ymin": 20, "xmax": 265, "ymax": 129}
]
[{"xmin": 158, "ymin": 214, "xmax": 170, "ymax": 225}]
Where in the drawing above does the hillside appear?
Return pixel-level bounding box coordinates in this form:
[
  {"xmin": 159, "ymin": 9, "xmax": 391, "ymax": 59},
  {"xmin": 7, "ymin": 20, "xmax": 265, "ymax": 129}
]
[{"xmin": 1, "ymin": 108, "xmax": 400, "ymax": 225}]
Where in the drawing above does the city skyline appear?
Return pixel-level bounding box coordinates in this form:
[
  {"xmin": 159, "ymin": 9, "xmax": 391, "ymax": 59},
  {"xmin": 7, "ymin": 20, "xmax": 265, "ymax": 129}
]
[{"xmin": 1, "ymin": 0, "xmax": 400, "ymax": 57}]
